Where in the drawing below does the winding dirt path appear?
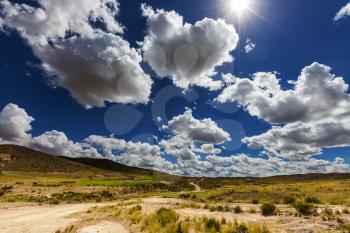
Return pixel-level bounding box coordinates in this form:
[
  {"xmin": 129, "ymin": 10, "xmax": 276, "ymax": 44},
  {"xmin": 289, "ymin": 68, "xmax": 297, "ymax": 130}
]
[
  {"xmin": 0, "ymin": 202, "xmax": 129, "ymax": 233},
  {"xmin": 1, "ymin": 198, "xmax": 349, "ymax": 233},
  {"xmin": 189, "ymin": 182, "xmax": 201, "ymax": 192}
]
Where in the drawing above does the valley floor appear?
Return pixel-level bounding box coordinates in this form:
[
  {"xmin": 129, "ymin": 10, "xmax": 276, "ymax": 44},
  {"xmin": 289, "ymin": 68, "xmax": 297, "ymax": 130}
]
[{"xmin": 0, "ymin": 197, "xmax": 349, "ymax": 233}]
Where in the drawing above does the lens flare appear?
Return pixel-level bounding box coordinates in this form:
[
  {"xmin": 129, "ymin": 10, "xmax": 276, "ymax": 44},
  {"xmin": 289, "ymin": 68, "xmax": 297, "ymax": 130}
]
[{"xmin": 230, "ymin": 0, "xmax": 251, "ymax": 15}]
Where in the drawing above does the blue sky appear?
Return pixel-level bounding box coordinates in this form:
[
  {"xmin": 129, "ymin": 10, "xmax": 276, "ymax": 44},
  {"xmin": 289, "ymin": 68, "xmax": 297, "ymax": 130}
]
[{"xmin": 0, "ymin": 0, "xmax": 350, "ymax": 176}]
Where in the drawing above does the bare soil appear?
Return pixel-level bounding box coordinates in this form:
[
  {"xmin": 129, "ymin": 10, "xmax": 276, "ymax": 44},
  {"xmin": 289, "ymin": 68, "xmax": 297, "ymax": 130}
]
[
  {"xmin": 0, "ymin": 198, "xmax": 349, "ymax": 233},
  {"xmin": 0, "ymin": 202, "xmax": 124, "ymax": 233}
]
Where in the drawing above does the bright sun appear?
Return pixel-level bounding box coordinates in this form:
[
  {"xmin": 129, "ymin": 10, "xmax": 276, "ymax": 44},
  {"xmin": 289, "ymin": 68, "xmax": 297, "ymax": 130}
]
[{"xmin": 230, "ymin": 0, "xmax": 251, "ymax": 15}]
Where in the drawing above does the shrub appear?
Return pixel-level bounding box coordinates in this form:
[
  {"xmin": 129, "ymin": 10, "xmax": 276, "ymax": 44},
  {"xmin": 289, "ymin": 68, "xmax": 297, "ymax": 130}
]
[
  {"xmin": 179, "ymin": 193, "xmax": 191, "ymax": 199},
  {"xmin": 100, "ymin": 190, "xmax": 113, "ymax": 199},
  {"xmin": 234, "ymin": 205, "xmax": 243, "ymax": 214},
  {"xmin": 260, "ymin": 203, "xmax": 276, "ymax": 216},
  {"xmin": 221, "ymin": 218, "xmax": 226, "ymax": 225},
  {"xmin": 204, "ymin": 218, "xmax": 221, "ymax": 232},
  {"xmin": 55, "ymin": 225, "xmax": 75, "ymax": 233},
  {"xmin": 252, "ymin": 199, "xmax": 259, "ymax": 204},
  {"xmin": 0, "ymin": 185, "xmax": 13, "ymax": 196},
  {"xmin": 224, "ymin": 222, "xmax": 270, "ymax": 233},
  {"xmin": 343, "ymin": 208, "xmax": 350, "ymax": 214},
  {"xmin": 283, "ymin": 196, "xmax": 296, "ymax": 205},
  {"xmin": 217, "ymin": 205, "xmax": 224, "ymax": 212},
  {"xmin": 223, "ymin": 205, "xmax": 231, "ymax": 212},
  {"xmin": 248, "ymin": 208, "xmax": 257, "ymax": 214},
  {"xmin": 129, "ymin": 205, "xmax": 142, "ymax": 214},
  {"xmin": 49, "ymin": 199, "xmax": 60, "ymax": 205},
  {"xmin": 2, "ymin": 185, "xmax": 13, "ymax": 190},
  {"xmin": 235, "ymin": 223, "xmax": 249, "ymax": 233},
  {"xmin": 320, "ymin": 207, "xmax": 336, "ymax": 221},
  {"xmin": 305, "ymin": 196, "xmax": 321, "ymax": 204},
  {"xmin": 156, "ymin": 208, "xmax": 178, "ymax": 227},
  {"xmin": 141, "ymin": 208, "xmax": 179, "ymax": 233},
  {"xmin": 294, "ymin": 201, "xmax": 316, "ymax": 216},
  {"xmin": 176, "ymin": 222, "xmax": 184, "ymax": 233}
]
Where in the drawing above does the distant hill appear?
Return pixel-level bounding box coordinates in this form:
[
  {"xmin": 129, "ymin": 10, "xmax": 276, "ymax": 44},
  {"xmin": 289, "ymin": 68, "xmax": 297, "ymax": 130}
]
[
  {"xmin": 0, "ymin": 144, "xmax": 349, "ymax": 183},
  {"xmin": 0, "ymin": 144, "xmax": 170, "ymax": 178},
  {"xmin": 0, "ymin": 144, "xmax": 102, "ymax": 173}
]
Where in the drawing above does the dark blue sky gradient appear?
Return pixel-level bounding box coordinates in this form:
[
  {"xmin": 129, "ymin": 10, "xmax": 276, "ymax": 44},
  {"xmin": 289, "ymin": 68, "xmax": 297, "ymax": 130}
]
[{"xmin": 0, "ymin": 0, "xmax": 350, "ymax": 163}]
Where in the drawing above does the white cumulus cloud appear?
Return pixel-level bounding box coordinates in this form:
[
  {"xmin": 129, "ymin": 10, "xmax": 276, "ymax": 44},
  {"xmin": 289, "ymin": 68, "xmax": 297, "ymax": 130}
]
[
  {"xmin": 84, "ymin": 135, "xmax": 177, "ymax": 173},
  {"xmin": 30, "ymin": 130, "xmax": 101, "ymax": 158},
  {"xmin": 0, "ymin": 0, "xmax": 152, "ymax": 108},
  {"xmin": 244, "ymin": 38, "xmax": 255, "ymax": 53},
  {"xmin": 0, "ymin": 103, "xmax": 349, "ymax": 176},
  {"xmin": 141, "ymin": 4, "xmax": 239, "ymax": 91},
  {"xmin": 218, "ymin": 63, "xmax": 350, "ymax": 124},
  {"xmin": 0, "ymin": 103, "xmax": 34, "ymax": 142},
  {"xmin": 335, "ymin": 2, "xmax": 350, "ymax": 21},
  {"xmin": 218, "ymin": 62, "xmax": 350, "ymax": 160},
  {"xmin": 160, "ymin": 109, "xmax": 230, "ymax": 161}
]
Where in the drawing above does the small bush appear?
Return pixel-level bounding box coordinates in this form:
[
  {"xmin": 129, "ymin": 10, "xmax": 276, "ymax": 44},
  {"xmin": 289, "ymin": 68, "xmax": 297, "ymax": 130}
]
[
  {"xmin": 156, "ymin": 208, "xmax": 178, "ymax": 227},
  {"xmin": 248, "ymin": 208, "xmax": 257, "ymax": 214},
  {"xmin": 204, "ymin": 218, "xmax": 221, "ymax": 232},
  {"xmin": 294, "ymin": 201, "xmax": 316, "ymax": 216},
  {"xmin": 179, "ymin": 193, "xmax": 191, "ymax": 199},
  {"xmin": 260, "ymin": 203, "xmax": 276, "ymax": 216},
  {"xmin": 223, "ymin": 205, "xmax": 231, "ymax": 212},
  {"xmin": 49, "ymin": 199, "xmax": 60, "ymax": 205},
  {"xmin": 283, "ymin": 196, "xmax": 296, "ymax": 205},
  {"xmin": 100, "ymin": 190, "xmax": 113, "ymax": 198},
  {"xmin": 305, "ymin": 196, "xmax": 321, "ymax": 204},
  {"xmin": 55, "ymin": 225, "xmax": 75, "ymax": 233},
  {"xmin": 176, "ymin": 222, "xmax": 184, "ymax": 233},
  {"xmin": 129, "ymin": 205, "xmax": 142, "ymax": 214},
  {"xmin": 342, "ymin": 208, "xmax": 350, "ymax": 214},
  {"xmin": 0, "ymin": 185, "xmax": 13, "ymax": 196},
  {"xmin": 221, "ymin": 218, "xmax": 226, "ymax": 225},
  {"xmin": 320, "ymin": 207, "xmax": 336, "ymax": 221},
  {"xmin": 217, "ymin": 205, "xmax": 224, "ymax": 212},
  {"xmin": 234, "ymin": 205, "xmax": 243, "ymax": 214},
  {"xmin": 252, "ymin": 199, "xmax": 259, "ymax": 204},
  {"xmin": 142, "ymin": 208, "xmax": 179, "ymax": 232},
  {"xmin": 235, "ymin": 223, "xmax": 249, "ymax": 233}
]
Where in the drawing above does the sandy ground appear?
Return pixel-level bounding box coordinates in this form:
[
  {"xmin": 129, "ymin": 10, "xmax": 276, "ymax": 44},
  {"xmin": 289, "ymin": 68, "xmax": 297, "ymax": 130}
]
[
  {"xmin": 140, "ymin": 198, "xmax": 349, "ymax": 233},
  {"xmin": 77, "ymin": 221, "xmax": 129, "ymax": 233},
  {"xmin": 0, "ymin": 202, "xmax": 128, "ymax": 233},
  {"xmin": 0, "ymin": 198, "xmax": 349, "ymax": 233}
]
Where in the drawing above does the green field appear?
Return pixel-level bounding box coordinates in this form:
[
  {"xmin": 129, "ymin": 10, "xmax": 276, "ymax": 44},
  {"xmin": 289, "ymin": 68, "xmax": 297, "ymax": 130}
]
[
  {"xmin": 0, "ymin": 171, "xmax": 162, "ymax": 186},
  {"xmin": 180, "ymin": 179, "xmax": 350, "ymax": 205}
]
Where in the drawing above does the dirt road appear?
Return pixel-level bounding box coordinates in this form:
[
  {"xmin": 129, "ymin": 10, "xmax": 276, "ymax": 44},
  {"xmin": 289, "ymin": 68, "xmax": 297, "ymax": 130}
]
[
  {"xmin": 189, "ymin": 182, "xmax": 201, "ymax": 192},
  {"xmin": 1, "ymin": 198, "xmax": 348, "ymax": 233},
  {"xmin": 0, "ymin": 202, "xmax": 129, "ymax": 233}
]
